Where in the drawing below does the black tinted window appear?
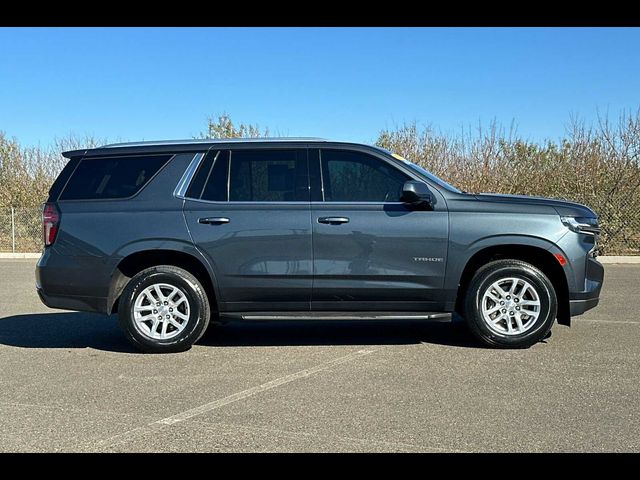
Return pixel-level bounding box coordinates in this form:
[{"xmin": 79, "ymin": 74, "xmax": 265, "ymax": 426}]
[
  {"xmin": 201, "ymin": 151, "xmax": 229, "ymax": 201},
  {"xmin": 60, "ymin": 155, "xmax": 171, "ymax": 200},
  {"xmin": 229, "ymin": 150, "xmax": 308, "ymax": 202},
  {"xmin": 321, "ymin": 150, "xmax": 408, "ymax": 202},
  {"xmin": 185, "ymin": 151, "xmax": 216, "ymax": 199},
  {"xmin": 185, "ymin": 150, "xmax": 229, "ymax": 201}
]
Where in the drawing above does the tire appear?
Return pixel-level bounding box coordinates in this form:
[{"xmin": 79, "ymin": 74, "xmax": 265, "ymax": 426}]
[
  {"xmin": 463, "ymin": 259, "xmax": 557, "ymax": 348},
  {"xmin": 118, "ymin": 265, "xmax": 210, "ymax": 353}
]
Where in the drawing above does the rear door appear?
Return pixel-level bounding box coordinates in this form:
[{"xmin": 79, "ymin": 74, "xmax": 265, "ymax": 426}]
[
  {"xmin": 183, "ymin": 147, "xmax": 312, "ymax": 312},
  {"xmin": 310, "ymin": 148, "xmax": 449, "ymax": 311}
]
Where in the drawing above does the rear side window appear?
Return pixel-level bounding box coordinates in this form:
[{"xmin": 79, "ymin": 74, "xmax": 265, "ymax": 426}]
[
  {"xmin": 185, "ymin": 150, "xmax": 230, "ymax": 201},
  {"xmin": 59, "ymin": 155, "xmax": 171, "ymax": 200},
  {"xmin": 230, "ymin": 150, "xmax": 308, "ymax": 202},
  {"xmin": 186, "ymin": 149, "xmax": 308, "ymax": 202},
  {"xmin": 201, "ymin": 151, "xmax": 229, "ymax": 201}
]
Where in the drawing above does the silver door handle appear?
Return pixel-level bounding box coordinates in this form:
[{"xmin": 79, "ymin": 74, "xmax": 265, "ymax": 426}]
[
  {"xmin": 198, "ymin": 217, "xmax": 230, "ymax": 225},
  {"xmin": 317, "ymin": 217, "xmax": 350, "ymax": 225}
]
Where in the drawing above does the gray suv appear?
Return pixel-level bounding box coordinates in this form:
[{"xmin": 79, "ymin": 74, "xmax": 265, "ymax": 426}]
[{"xmin": 36, "ymin": 138, "xmax": 604, "ymax": 353}]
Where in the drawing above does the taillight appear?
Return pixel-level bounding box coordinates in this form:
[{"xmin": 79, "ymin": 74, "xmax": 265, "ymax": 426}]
[{"xmin": 42, "ymin": 203, "xmax": 60, "ymax": 247}]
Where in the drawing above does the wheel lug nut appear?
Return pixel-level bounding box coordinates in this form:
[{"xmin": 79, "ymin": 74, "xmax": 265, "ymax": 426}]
[
  {"xmin": 506, "ymin": 296, "xmax": 511, "ymax": 300},
  {"xmin": 500, "ymin": 301, "xmax": 505, "ymax": 305},
  {"xmin": 164, "ymin": 301, "xmax": 168, "ymax": 305},
  {"xmin": 514, "ymin": 298, "xmax": 519, "ymax": 302},
  {"xmin": 157, "ymin": 316, "xmax": 162, "ymax": 320},
  {"xmin": 501, "ymin": 309, "xmax": 506, "ymax": 313},
  {"xmin": 153, "ymin": 309, "xmax": 157, "ymax": 314},
  {"xmin": 509, "ymin": 311, "xmax": 514, "ymax": 315},
  {"xmin": 166, "ymin": 315, "xmax": 170, "ymax": 319},
  {"xmin": 516, "ymin": 306, "xmax": 520, "ymax": 310},
  {"xmin": 169, "ymin": 308, "xmax": 173, "ymax": 312},
  {"xmin": 156, "ymin": 302, "xmax": 160, "ymax": 306}
]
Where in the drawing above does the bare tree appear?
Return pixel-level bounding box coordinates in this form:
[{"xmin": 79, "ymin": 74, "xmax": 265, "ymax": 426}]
[{"xmin": 198, "ymin": 113, "xmax": 269, "ymax": 139}]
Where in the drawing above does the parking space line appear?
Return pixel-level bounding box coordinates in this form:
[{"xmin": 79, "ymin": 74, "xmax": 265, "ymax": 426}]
[
  {"xmin": 578, "ymin": 319, "xmax": 639, "ymax": 325},
  {"xmin": 96, "ymin": 347, "xmax": 379, "ymax": 449}
]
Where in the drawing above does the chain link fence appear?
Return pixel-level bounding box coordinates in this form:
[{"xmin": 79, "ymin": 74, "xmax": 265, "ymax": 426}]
[
  {"xmin": 0, "ymin": 207, "xmax": 42, "ymax": 253},
  {"xmin": 0, "ymin": 203, "xmax": 638, "ymax": 255},
  {"xmin": 594, "ymin": 196, "xmax": 640, "ymax": 255}
]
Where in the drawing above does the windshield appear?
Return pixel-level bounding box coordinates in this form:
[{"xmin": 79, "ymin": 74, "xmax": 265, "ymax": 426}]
[
  {"xmin": 377, "ymin": 149, "xmax": 462, "ymax": 193},
  {"xmin": 402, "ymin": 161, "xmax": 462, "ymax": 193}
]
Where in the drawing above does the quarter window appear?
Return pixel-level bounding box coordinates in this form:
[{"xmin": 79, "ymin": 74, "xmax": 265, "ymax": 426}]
[{"xmin": 60, "ymin": 155, "xmax": 171, "ymax": 200}]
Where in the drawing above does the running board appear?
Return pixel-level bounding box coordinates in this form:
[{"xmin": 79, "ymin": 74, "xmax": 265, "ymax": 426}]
[{"xmin": 221, "ymin": 312, "xmax": 452, "ymax": 322}]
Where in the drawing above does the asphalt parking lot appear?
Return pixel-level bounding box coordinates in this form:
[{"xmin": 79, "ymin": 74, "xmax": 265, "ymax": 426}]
[{"xmin": 0, "ymin": 259, "xmax": 638, "ymax": 452}]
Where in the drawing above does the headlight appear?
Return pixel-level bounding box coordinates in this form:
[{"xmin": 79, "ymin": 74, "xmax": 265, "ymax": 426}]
[{"xmin": 560, "ymin": 216, "xmax": 601, "ymax": 235}]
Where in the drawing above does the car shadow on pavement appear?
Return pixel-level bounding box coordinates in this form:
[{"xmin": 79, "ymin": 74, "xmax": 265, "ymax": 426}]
[
  {"xmin": 0, "ymin": 312, "xmax": 480, "ymax": 352},
  {"xmin": 201, "ymin": 316, "xmax": 479, "ymax": 349},
  {"xmin": 0, "ymin": 312, "xmax": 137, "ymax": 353}
]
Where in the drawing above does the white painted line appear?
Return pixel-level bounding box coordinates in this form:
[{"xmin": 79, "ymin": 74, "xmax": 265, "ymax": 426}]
[
  {"xmin": 97, "ymin": 347, "xmax": 378, "ymax": 448},
  {"xmin": 0, "ymin": 253, "xmax": 41, "ymax": 259},
  {"xmin": 578, "ymin": 319, "xmax": 639, "ymax": 325},
  {"xmin": 598, "ymin": 256, "xmax": 640, "ymax": 264}
]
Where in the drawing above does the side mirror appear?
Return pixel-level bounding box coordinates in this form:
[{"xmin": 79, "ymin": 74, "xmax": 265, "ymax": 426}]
[{"xmin": 401, "ymin": 181, "xmax": 434, "ymax": 208}]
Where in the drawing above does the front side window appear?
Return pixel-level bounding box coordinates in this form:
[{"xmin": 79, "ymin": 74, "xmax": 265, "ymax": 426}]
[
  {"xmin": 60, "ymin": 154, "xmax": 171, "ymax": 200},
  {"xmin": 320, "ymin": 150, "xmax": 409, "ymax": 202}
]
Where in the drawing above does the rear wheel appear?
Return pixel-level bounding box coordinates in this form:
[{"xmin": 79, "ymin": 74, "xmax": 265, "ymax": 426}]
[
  {"xmin": 463, "ymin": 259, "xmax": 557, "ymax": 348},
  {"xmin": 118, "ymin": 265, "xmax": 210, "ymax": 353}
]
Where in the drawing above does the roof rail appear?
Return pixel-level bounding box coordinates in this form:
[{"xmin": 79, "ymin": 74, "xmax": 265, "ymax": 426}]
[{"xmin": 101, "ymin": 137, "xmax": 329, "ymax": 148}]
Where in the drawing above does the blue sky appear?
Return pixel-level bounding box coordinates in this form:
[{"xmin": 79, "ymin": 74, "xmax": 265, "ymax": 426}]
[{"xmin": 1, "ymin": 27, "xmax": 639, "ymax": 148}]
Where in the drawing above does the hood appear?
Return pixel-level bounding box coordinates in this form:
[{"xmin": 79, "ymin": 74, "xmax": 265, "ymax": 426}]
[{"xmin": 474, "ymin": 193, "xmax": 596, "ymax": 218}]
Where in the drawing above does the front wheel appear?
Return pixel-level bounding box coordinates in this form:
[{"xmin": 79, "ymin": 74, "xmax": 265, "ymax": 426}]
[
  {"xmin": 118, "ymin": 265, "xmax": 210, "ymax": 353},
  {"xmin": 463, "ymin": 259, "xmax": 557, "ymax": 348}
]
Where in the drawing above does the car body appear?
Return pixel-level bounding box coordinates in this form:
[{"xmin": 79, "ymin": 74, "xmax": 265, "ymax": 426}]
[{"xmin": 35, "ymin": 138, "xmax": 604, "ymax": 352}]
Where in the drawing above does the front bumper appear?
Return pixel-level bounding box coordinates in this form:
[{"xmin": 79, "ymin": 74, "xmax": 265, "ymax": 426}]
[
  {"xmin": 569, "ymin": 297, "xmax": 600, "ymax": 316},
  {"xmin": 568, "ymin": 256, "xmax": 604, "ymax": 317}
]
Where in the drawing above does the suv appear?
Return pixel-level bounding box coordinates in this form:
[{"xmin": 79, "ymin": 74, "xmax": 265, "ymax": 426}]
[{"xmin": 36, "ymin": 138, "xmax": 604, "ymax": 353}]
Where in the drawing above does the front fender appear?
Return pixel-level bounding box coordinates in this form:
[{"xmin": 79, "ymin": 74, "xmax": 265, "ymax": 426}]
[{"xmin": 445, "ymin": 233, "xmax": 576, "ymax": 294}]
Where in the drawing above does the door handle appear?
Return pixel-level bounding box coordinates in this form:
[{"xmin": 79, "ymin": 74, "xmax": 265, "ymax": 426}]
[
  {"xmin": 198, "ymin": 217, "xmax": 230, "ymax": 225},
  {"xmin": 317, "ymin": 217, "xmax": 350, "ymax": 225}
]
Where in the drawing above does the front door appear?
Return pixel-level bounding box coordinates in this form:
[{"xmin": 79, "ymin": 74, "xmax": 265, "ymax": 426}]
[
  {"xmin": 310, "ymin": 148, "xmax": 449, "ymax": 311},
  {"xmin": 183, "ymin": 148, "xmax": 312, "ymax": 312}
]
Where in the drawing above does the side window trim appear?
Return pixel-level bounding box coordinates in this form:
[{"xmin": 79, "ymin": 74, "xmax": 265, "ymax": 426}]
[
  {"xmin": 226, "ymin": 150, "xmax": 232, "ymax": 202},
  {"xmin": 319, "ymin": 154, "xmax": 325, "ymax": 202},
  {"xmin": 174, "ymin": 152, "xmax": 207, "ymax": 199},
  {"xmin": 318, "ymin": 148, "xmax": 410, "ymax": 204}
]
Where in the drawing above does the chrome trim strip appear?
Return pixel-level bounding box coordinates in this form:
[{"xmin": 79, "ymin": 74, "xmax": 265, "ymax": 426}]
[
  {"xmin": 174, "ymin": 153, "xmax": 205, "ymax": 199},
  {"xmin": 183, "ymin": 198, "xmax": 311, "ymax": 205},
  {"xmin": 179, "ymin": 197, "xmax": 406, "ymax": 206},
  {"xmin": 318, "ymin": 152, "xmax": 325, "ymax": 202},
  {"xmin": 240, "ymin": 313, "xmax": 451, "ymax": 321}
]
